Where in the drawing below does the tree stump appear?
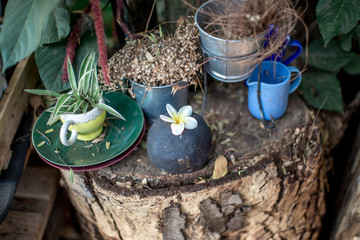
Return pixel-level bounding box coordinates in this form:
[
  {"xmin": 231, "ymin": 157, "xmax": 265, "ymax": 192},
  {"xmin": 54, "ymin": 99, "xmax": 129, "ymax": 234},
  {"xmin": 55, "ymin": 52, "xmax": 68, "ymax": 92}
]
[
  {"xmin": 332, "ymin": 123, "xmax": 360, "ymax": 240},
  {"xmin": 60, "ymin": 83, "xmax": 325, "ymax": 240}
]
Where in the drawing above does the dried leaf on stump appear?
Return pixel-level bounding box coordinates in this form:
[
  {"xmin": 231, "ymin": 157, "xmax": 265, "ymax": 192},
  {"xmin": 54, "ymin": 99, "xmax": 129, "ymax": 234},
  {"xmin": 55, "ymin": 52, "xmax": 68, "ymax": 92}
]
[{"xmin": 212, "ymin": 155, "xmax": 228, "ymax": 179}]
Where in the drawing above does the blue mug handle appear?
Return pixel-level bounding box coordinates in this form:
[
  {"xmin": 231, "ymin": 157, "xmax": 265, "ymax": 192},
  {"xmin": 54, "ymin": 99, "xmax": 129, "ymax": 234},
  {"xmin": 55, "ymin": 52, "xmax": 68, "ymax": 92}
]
[
  {"xmin": 283, "ymin": 40, "xmax": 302, "ymax": 65},
  {"xmin": 287, "ymin": 66, "xmax": 302, "ymax": 94}
]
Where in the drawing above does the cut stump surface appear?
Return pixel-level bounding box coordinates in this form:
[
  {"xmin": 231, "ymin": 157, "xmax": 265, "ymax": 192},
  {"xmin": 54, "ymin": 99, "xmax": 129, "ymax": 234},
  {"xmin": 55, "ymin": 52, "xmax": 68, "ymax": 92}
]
[{"xmin": 61, "ymin": 83, "xmax": 325, "ymax": 240}]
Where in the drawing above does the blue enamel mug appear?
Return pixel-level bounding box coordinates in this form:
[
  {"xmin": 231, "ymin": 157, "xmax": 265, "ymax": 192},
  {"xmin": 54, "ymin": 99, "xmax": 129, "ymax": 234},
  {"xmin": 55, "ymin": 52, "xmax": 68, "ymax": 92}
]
[
  {"xmin": 246, "ymin": 61, "xmax": 302, "ymax": 120},
  {"xmin": 264, "ymin": 26, "xmax": 303, "ymax": 65}
]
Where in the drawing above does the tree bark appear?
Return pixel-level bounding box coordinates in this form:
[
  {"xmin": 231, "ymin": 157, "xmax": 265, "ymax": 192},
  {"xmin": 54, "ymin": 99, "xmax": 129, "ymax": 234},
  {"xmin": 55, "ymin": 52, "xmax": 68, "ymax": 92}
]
[
  {"xmin": 331, "ymin": 122, "xmax": 360, "ymax": 240},
  {"xmin": 61, "ymin": 83, "xmax": 325, "ymax": 240}
]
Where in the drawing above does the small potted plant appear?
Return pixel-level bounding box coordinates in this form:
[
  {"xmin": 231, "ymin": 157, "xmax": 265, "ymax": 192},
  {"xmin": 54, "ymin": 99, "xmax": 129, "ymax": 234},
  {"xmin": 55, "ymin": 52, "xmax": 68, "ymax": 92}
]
[
  {"xmin": 102, "ymin": 16, "xmax": 202, "ymax": 124},
  {"xmin": 26, "ymin": 52, "xmax": 125, "ymax": 146}
]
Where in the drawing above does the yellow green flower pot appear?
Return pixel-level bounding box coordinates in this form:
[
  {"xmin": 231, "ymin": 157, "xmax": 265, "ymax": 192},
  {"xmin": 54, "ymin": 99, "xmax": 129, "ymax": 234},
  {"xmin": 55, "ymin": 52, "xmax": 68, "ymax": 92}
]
[{"xmin": 59, "ymin": 98, "xmax": 106, "ymax": 146}]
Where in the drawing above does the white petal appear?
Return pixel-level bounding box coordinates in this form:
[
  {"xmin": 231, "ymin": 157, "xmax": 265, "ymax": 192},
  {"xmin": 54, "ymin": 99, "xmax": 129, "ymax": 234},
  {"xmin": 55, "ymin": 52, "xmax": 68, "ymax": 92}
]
[
  {"xmin": 178, "ymin": 105, "xmax": 192, "ymax": 119},
  {"xmin": 183, "ymin": 117, "xmax": 198, "ymax": 129},
  {"xmin": 171, "ymin": 122, "xmax": 185, "ymax": 136},
  {"xmin": 160, "ymin": 115, "xmax": 176, "ymax": 123},
  {"xmin": 166, "ymin": 104, "xmax": 178, "ymax": 120}
]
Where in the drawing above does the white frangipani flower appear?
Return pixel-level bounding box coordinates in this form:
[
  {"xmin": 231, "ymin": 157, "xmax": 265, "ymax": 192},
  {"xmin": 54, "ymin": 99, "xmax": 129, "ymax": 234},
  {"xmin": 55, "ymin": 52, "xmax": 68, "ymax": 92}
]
[{"xmin": 160, "ymin": 104, "xmax": 198, "ymax": 136}]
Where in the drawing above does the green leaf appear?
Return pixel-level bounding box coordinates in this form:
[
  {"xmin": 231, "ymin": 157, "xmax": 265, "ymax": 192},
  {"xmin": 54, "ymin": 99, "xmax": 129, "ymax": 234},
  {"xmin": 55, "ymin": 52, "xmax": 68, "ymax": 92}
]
[
  {"xmin": 47, "ymin": 115, "xmax": 61, "ymax": 126},
  {"xmin": 35, "ymin": 40, "xmax": 70, "ymax": 92},
  {"xmin": 35, "ymin": 27, "xmax": 98, "ymax": 92},
  {"xmin": 307, "ymin": 38, "xmax": 356, "ymax": 72},
  {"xmin": 340, "ymin": 30, "xmax": 355, "ymax": 52},
  {"xmin": 69, "ymin": 168, "xmax": 74, "ymax": 183},
  {"xmin": 90, "ymin": 71, "xmax": 100, "ymax": 99},
  {"xmin": 343, "ymin": 53, "xmax": 360, "ymax": 75},
  {"xmin": 82, "ymin": 101, "xmax": 89, "ymax": 114},
  {"xmin": 78, "ymin": 53, "xmax": 96, "ymax": 96},
  {"xmin": 0, "ymin": 0, "xmax": 60, "ymax": 71},
  {"xmin": 40, "ymin": 0, "xmax": 70, "ymax": 44},
  {"xmin": 95, "ymin": 103, "xmax": 126, "ymax": 120},
  {"xmin": 86, "ymin": 98, "xmax": 96, "ymax": 110},
  {"xmin": 67, "ymin": 57, "xmax": 78, "ymax": 95},
  {"xmin": 53, "ymin": 94, "xmax": 72, "ymax": 119},
  {"xmin": 316, "ymin": 0, "xmax": 360, "ymax": 46},
  {"xmin": 79, "ymin": 70, "xmax": 93, "ymax": 96},
  {"xmin": 72, "ymin": 100, "xmax": 85, "ymax": 113},
  {"xmin": 25, "ymin": 89, "xmax": 61, "ymax": 97},
  {"xmin": 300, "ymin": 70, "xmax": 343, "ymax": 113}
]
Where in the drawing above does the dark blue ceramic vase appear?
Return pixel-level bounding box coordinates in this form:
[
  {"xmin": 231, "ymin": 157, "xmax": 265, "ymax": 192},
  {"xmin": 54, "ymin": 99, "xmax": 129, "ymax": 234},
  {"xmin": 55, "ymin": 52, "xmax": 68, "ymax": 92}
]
[{"xmin": 147, "ymin": 113, "xmax": 212, "ymax": 174}]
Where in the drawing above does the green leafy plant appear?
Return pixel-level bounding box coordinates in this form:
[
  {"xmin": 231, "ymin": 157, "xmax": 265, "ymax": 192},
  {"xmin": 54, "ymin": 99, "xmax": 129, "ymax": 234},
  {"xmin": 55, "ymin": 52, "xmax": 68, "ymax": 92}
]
[
  {"xmin": 300, "ymin": 0, "xmax": 360, "ymax": 113},
  {"xmin": 26, "ymin": 52, "xmax": 125, "ymax": 125},
  {"xmin": 0, "ymin": 0, "xmax": 115, "ymax": 92}
]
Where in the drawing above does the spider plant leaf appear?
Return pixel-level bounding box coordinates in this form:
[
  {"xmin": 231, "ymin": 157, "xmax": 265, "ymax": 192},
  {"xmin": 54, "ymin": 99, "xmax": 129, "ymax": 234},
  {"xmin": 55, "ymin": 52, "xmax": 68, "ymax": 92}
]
[
  {"xmin": 53, "ymin": 93, "xmax": 72, "ymax": 119},
  {"xmin": 72, "ymin": 100, "xmax": 85, "ymax": 113},
  {"xmin": 78, "ymin": 52, "xmax": 95, "ymax": 80},
  {"xmin": 78, "ymin": 52, "xmax": 96, "ymax": 96},
  {"xmin": 82, "ymin": 101, "xmax": 89, "ymax": 114},
  {"xmin": 25, "ymin": 89, "xmax": 61, "ymax": 97},
  {"xmin": 86, "ymin": 97, "xmax": 96, "ymax": 108},
  {"xmin": 95, "ymin": 103, "xmax": 126, "ymax": 121},
  {"xmin": 66, "ymin": 102, "xmax": 77, "ymax": 113},
  {"xmin": 47, "ymin": 106, "xmax": 55, "ymax": 112},
  {"xmin": 67, "ymin": 58, "xmax": 79, "ymax": 97},
  {"xmin": 47, "ymin": 115, "xmax": 61, "ymax": 126},
  {"xmin": 90, "ymin": 70, "xmax": 100, "ymax": 99},
  {"xmin": 79, "ymin": 69, "xmax": 93, "ymax": 96}
]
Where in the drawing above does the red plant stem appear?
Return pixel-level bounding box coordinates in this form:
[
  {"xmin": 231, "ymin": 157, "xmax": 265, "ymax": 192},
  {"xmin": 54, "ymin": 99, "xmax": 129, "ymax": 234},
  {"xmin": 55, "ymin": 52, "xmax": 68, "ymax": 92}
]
[
  {"xmin": 116, "ymin": 0, "xmax": 142, "ymax": 39},
  {"xmin": 62, "ymin": 17, "xmax": 83, "ymax": 82},
  {"xmin": 90, "ymin": 0, "xmax": 111, "ymax": 85}
]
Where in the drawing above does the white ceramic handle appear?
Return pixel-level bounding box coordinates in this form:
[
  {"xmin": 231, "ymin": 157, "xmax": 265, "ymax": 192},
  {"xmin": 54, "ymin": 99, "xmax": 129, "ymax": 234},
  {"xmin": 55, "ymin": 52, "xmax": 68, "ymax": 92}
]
[{"xmin": 60, "ymin": 120, "xmax": 77, "ymax": 146}]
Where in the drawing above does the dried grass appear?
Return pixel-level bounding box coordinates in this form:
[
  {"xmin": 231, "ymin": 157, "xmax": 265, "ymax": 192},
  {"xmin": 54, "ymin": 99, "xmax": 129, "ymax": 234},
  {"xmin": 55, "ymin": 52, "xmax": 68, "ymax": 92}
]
[
  {"xmin": 100, "ymin": 16, "xmax": 202, "ymax": 90},
  {"xmin": 192, "ymin": 0, "xmax": 300, "ymax": 65}
]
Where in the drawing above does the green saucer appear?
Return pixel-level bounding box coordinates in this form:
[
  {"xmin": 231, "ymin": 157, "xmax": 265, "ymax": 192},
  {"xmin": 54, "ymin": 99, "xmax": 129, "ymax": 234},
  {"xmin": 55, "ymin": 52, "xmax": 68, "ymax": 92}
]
[{"xmin": 32, "ymin": 91, "xmax": 144, "ymax": 167}]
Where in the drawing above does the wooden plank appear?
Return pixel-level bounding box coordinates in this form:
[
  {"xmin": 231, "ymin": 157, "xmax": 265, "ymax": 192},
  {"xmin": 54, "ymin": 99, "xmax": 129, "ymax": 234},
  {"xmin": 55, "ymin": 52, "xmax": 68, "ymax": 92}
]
[
  {"xmin": 15, "ymin": 167, "xmax": 58, "ymax": 200},
  {"xmin": 43, "ymin": 189, "xmax": 72, "ymax": 240},
  {"xmin": 0, "ymin": 55, "xmax": 39, "ymax": 171},
  {"xmin": 1, "ymin": 234, "xmax": 36, "ymax": 240},
  {"xmin": 10, "ymin": 198, "xmax": 50, "ymax": 214},
  {"xmin": 0, "ymin": 211, "xmax": 43, "ymax": 240},
  {"xmin": 0, "ymin": 166, "xmax": 59, "ymax": 240}
]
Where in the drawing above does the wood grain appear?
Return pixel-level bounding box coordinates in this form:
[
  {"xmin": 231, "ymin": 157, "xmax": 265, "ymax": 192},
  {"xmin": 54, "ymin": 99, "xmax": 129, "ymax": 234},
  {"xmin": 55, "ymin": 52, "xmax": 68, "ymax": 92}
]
[
  {"xmin": 0, "ymin": 56, "xmax": 38, "ymax": 171},
  {"xmin": 0, "ymin": 167, "xmax": 59, "ymax": 240}
]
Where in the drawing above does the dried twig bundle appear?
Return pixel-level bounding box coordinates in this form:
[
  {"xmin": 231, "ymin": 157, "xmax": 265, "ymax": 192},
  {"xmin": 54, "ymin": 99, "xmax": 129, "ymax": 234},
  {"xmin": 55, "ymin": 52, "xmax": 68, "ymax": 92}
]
[{"xmin": 100, "ymin": 16, "xmax": 202, "ymax": 90}]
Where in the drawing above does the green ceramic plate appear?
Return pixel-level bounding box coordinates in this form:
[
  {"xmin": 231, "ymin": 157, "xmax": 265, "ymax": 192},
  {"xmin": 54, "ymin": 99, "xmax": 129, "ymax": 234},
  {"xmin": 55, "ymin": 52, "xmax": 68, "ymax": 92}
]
[{"xmin": 32, "ymin": 92, "xmax": 144, "ymax": 167}]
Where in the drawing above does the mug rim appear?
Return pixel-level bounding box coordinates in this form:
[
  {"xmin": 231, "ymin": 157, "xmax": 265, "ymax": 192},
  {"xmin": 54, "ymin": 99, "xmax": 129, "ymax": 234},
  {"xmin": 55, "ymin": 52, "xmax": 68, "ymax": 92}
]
[{"xmin": 246, "ymin": 61, "xmax": 292, "ymax": 87}]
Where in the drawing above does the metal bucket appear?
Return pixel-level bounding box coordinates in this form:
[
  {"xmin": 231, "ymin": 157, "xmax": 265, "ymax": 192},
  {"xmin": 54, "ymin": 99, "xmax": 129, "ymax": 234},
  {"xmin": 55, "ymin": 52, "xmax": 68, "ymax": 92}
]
[
  {"xmin": 129, "ymin": 80, "xmax": 189, "ymax": 124},
  {"xmin": 200, "ymin": 43, "xmax": 259, "ymax": 82},
  {"xmin": 195, "ymin": 0, "xmax": 265, "ymax": 82}
]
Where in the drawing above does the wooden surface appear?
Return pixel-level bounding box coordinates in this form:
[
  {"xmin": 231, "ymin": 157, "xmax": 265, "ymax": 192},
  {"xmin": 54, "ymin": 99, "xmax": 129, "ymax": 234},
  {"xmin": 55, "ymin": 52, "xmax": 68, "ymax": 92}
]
[
  {"xmin": 0, "ymin": 166, "xmax": 59, "ymax": 240},
  {"xmin": 0, "ymin": 56, "xmax": 39, "ymax": 171},
  {"xmin": 61, "ymin": 83, "xmax": 325, "ymax": 240},
  {"xmin": 332, "ymin": 123, "xmax": 360, "ymax": 240}
]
